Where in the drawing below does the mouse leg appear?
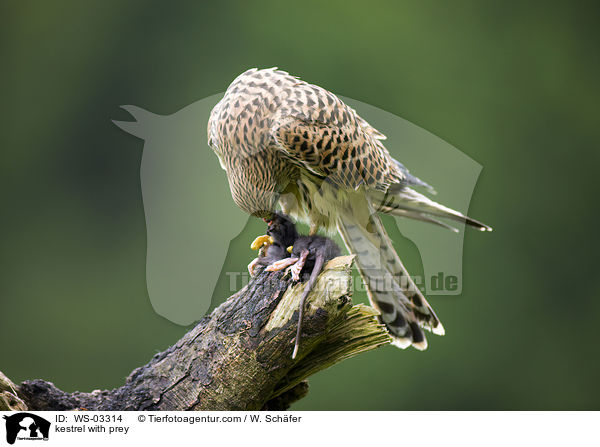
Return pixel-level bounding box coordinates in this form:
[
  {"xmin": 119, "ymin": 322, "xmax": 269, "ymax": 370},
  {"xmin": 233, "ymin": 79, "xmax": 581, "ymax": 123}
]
[
  {"xmin": 265, "ymin": 257, "xmax": 299, "ymax": 272},
  {"xmin": 287, "ymin": 249, "xmax": 309, "ymax": 282},
  {"xmin": 248, "ymin": 257, "xmax": 261, "ymax": 277}
]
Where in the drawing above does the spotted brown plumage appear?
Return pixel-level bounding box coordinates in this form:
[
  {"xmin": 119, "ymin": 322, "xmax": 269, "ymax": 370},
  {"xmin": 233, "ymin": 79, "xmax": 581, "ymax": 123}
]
[{"xmin": 208, "ymin": 68, "xmax": 492, "ymax": 350}]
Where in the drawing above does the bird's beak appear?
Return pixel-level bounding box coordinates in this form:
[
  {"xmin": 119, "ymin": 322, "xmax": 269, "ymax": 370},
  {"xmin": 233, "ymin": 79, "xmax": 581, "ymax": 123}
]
[{"xmin": 286, "ymin": 245, "xmax": 293, "ymax": 253}]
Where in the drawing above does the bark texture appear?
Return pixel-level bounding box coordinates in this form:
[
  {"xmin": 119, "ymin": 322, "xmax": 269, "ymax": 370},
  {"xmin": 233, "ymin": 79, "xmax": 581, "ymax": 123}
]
[{"xmin": 1, "ymin": 255, "xmax": 391, "ymax": 411}]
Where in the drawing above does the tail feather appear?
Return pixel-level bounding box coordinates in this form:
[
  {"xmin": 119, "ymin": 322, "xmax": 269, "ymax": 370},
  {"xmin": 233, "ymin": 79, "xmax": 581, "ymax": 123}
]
[
  {"xmin": 336, "ymin": 208, "xmax": 444, "ymax": 350},
  {"xmin": 377, "ymin": 205, "xmax": 460, "ymax": 233},
  {"xmin": 375, "ymin": 186, "xmax": 493, "ymax": 232}
]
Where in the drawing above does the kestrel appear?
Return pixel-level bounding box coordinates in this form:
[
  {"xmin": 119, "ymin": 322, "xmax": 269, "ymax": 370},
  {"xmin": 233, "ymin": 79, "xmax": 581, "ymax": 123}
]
[{"xmin": 207, "ymin": 68, "xmax": 491, "ymax": 350}]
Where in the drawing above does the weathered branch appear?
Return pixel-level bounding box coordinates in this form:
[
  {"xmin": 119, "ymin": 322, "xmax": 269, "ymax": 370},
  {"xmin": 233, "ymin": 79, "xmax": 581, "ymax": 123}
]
[{"xmin": 1, "ymin": 255, "xmax": 391, "ymax": 411}]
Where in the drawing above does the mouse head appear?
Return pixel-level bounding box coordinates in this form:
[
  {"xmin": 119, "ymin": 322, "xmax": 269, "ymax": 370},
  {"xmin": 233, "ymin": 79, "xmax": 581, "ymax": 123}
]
[{"xmin": 264, "ymin": 213, "xmax": 298, "ymax": 247}]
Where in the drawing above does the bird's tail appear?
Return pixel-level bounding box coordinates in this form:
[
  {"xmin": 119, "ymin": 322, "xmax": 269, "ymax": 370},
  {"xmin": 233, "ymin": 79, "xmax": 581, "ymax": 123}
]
[
  {"xmin": 372, "ymin": 186, "xmax": 493, "ymax": 232},
  {"xmin": 336, "ymin": 207, "xmax": 444, "ymax": 350}
]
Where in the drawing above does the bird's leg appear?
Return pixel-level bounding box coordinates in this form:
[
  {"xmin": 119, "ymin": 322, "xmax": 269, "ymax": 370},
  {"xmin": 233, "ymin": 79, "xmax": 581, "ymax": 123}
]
[
  {"xmin": 287, "ymin": 249, "xmax": 309, "ymax": 282},
  {"xmin": 265, "ymin": 257, "xmax": 299, "ymax": 272}
]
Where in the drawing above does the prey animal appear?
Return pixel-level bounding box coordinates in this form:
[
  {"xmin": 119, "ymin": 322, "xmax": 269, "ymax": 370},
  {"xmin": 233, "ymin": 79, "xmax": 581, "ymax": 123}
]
[
  {"xmin": 247, "ymin": 213, "xmax": 298, "ymax": 277},
  {"xmin": 250, "ymin": 213, "xmax": 340, "ymax": 359}
]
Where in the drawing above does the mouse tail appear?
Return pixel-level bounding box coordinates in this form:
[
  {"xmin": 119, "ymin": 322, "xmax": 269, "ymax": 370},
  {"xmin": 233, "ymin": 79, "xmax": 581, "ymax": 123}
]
[{"xmin": 292, "ymin": 251, "xmax": 325, "ymax": 359}]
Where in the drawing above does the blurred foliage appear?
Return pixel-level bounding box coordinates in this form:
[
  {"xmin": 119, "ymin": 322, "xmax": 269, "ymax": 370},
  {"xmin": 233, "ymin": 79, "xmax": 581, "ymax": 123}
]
[{"xmin": 1, "ymin": 0, "xmax": 599, "ymax": 410}]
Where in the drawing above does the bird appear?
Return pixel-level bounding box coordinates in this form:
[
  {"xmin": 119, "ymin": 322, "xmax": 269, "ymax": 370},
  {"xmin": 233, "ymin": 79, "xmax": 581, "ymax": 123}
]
[{"xmin": 207, "ymin": 67, "xmax": 492, "ymax": 351}]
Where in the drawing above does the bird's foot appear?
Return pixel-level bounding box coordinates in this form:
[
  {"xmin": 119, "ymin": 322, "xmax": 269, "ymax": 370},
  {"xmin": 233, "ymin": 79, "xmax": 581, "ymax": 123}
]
[{"xmin": 250, "ymin": 234, "xmax": 274, "ymax": 251}]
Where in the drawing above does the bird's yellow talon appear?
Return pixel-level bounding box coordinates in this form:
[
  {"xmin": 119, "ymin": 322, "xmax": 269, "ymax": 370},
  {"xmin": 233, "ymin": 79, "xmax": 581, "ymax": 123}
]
[
  {"xmin": 287, "ymin": 245, "xmax": 293, "ymax": 253},
  {"xmin": 250, "ymin": 234, "xmax": 274, "ymax": 250}
]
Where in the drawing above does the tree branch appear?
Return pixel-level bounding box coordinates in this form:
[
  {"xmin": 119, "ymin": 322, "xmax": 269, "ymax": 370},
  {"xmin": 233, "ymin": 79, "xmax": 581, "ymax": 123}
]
[{"xmin": 1, "ymin": 255, "xmax": 391, "ymax": 411}]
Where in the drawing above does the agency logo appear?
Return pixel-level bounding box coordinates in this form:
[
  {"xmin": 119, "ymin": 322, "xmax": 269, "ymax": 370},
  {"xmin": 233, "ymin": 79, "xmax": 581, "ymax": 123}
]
[{"xmin": 3, "ymin": 413, "xmax": 50, "ymax": 444}]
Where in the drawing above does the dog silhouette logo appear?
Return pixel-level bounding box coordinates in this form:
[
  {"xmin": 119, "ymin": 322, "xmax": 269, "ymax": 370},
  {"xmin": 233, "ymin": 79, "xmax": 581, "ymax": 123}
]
[
  {"xmin": 3, "ymin": 413, "xmax": 50, "ymax": 444},
  {"xmin": 113, "ymin": 94, "xmax": 484, "ymax": 326}
]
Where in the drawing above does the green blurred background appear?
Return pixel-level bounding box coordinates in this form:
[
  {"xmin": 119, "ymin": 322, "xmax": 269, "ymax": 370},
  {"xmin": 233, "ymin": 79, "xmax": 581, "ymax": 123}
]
[{"xmin": 2, "ymin": 0, "xmax": 599, "ymax": 410}]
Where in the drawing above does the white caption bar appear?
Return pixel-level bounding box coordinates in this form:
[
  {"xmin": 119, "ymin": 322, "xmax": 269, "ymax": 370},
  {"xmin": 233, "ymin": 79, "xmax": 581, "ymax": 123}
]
[{"xmin": 0, "ymin": 411, "xmax": 597, "ymax": 446}]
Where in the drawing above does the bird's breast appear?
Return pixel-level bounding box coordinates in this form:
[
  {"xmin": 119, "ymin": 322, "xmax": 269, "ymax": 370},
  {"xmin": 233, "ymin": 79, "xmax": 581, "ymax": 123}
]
[{"xmin": 280, "ymin": 173, "xmax": 347, "ymax": 235}]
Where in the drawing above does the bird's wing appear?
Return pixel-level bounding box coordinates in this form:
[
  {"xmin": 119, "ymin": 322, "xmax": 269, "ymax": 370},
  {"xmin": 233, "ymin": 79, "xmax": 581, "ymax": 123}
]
[{"xmin": 269, "ymin": 89, "xmax": 407, "ymax": 193}]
